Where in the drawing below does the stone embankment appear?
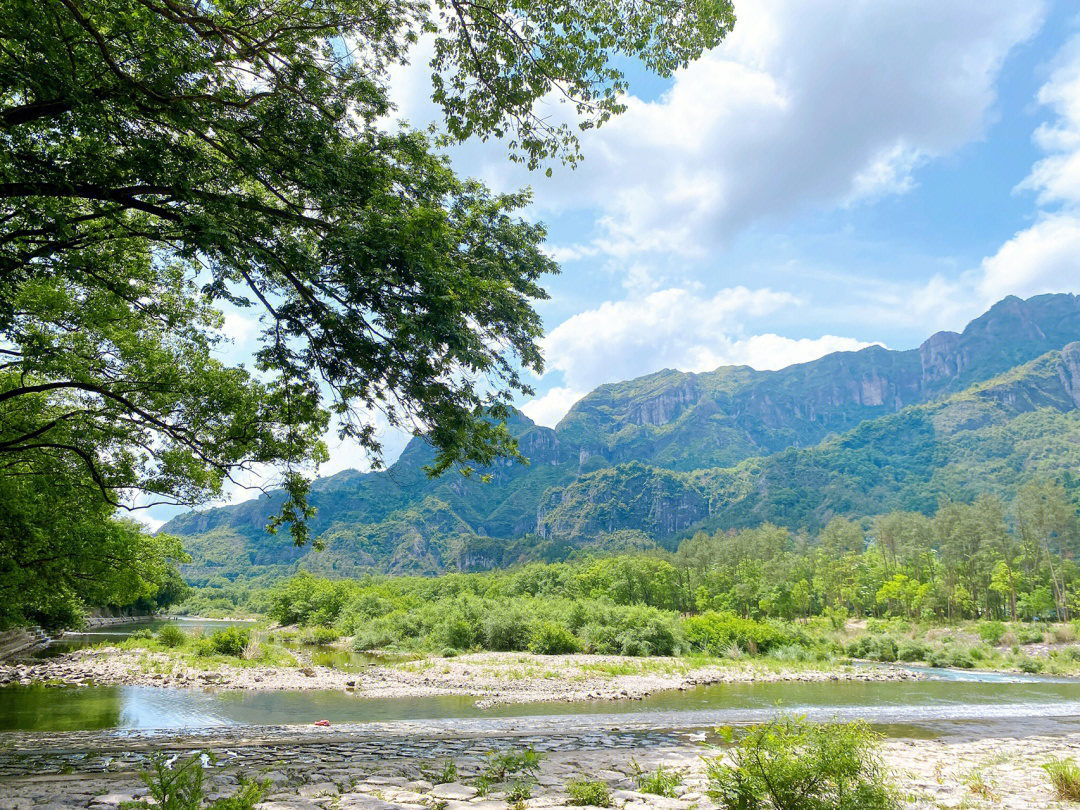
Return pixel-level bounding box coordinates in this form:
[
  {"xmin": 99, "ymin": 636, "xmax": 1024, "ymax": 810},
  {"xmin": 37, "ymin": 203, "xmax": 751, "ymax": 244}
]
[
  {"xmin": 0, "ymin": 649, "xmax": 921, "ymax": 704},
  {"xmin": 2, "ymin": 723, "xmax": 1078, "ymax": 810}
]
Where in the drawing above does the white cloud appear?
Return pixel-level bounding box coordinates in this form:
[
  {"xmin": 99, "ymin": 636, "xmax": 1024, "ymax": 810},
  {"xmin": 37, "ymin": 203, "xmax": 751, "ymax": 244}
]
[
  {"xmin": 520, "ymin": 386, "xmax": 586, "ymax": 428},
  {"xmin": 130, "ymin": 512, "xmax": 166, "ymax": 533},
  {"xmin": 1017, "ymin": 33, "xmax": 1080, "ymax": 208},
  {"xmin": 219, "ymin": 311, "xmax": 257, "ymax": 344},
  {"xmin": 538, "ymin": 286, "xmax": 874, "ymax": 405},
  {"xmin": 447, "ymin": 0, "xmax": 1044, "ymax": 258},
  {"xmin": 978, "ymin": 214, "xmax": 1080, "ymax": 302}
]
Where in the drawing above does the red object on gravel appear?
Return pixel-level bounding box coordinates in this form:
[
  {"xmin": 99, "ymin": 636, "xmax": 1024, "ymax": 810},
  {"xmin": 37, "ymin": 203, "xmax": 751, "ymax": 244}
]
[{"xmin": 313, "ymin": 719, "xmax": 330, "ymax": 726}]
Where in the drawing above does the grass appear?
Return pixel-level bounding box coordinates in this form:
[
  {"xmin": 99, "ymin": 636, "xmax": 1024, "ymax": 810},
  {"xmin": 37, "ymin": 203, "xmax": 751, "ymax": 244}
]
[
  {"xmin": 1043, "ymin": 758, "xmax": 1080, "ymax": 800},
  {"xmin": 566, "ymin": 778, "xmax": 611, "ymax": 807},
  {"xmin": 99, "ymin": 631, "xmax": 298, "ymax": 670},
  {"xmin": 633, "ymin": 763, "xmax": 682, "ymax": 797}
]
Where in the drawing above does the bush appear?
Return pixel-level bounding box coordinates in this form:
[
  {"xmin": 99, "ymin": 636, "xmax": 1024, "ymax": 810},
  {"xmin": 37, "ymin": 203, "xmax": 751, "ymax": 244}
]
[
  {"xmin": 482, "ymin": 606, "xmax": 533, "ymax": 652},
  {"xmin": 131, "ymin": 751, "xmax": 267, "ymax": 810},
  {"xmin": 682, "ymin": 612, "xmax": 792, "ymax": 656},
  {"xmin": 208, "ymin": 627, "xmax": 250, "ymax": 656},
  {"xmin": 530, "ymin": 621, "xmax": 580, "ymax": 655},
  {"xmin": 706, "ymin": 717, "xmax": 898, "ymax": 810},
  {"xmin": 566, "ymin": 779, "xmax": 611, "ymax": 807},
  {"xmin": 156, "ymin": 625, "xmax": 187, "ymax": 649},
  {"xmin": 1018, "ymin": 655, "xmax": 1044, "ymax": 673},
  {"xmin": 1044, "ymin": 758, "xmax": 1080, "ymax": 801},
  {"xmin": 978, "ymin": 621, "xmax": 1007, "ymax": 645},
  {"xmin": 308, "ymin": 626, "xmax": 339, "ymax": 645},
  {"xmin": 949, "ymin": 649, "xmax": 974, "ymax": 669},
  {"xmin": 869, "ymin": 636, "xmax": 898, "ymax": 663},
  {"xmin": 896, "ymin": 641, "xmax": 927, "ymax": 662}
]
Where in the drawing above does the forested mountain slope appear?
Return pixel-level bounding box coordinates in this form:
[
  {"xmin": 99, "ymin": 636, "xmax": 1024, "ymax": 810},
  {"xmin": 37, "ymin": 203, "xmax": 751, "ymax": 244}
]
[{"xmin": 164, "ymin": 293, "xmax": 1080, "ymax": 580}]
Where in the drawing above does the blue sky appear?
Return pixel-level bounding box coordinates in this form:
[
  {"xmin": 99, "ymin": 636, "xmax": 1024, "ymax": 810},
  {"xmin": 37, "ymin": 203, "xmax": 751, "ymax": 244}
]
[{"xmin": 142, "ymin": 0, "xmax": 1080, "ymax": 526}]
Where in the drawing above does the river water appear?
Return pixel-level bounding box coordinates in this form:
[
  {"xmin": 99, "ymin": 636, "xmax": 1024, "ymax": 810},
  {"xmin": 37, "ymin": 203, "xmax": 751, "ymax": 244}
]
[{"xmin": 4, "ymin": 619, "xmax": 1080, "ymax": 734}]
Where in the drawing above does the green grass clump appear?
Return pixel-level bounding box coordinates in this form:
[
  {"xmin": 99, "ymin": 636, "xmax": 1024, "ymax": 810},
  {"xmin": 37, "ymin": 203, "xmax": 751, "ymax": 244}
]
[
  {"xmin": 156, "ymin": 625, "xmax": 187, "ymax": 648},
  {"xmin": 1043, "ymin": 758, "xmax": 1080, "ymax": 800},
  {"xmin": 634, "ymin": 764, "xmax": 682, "ymax": 797},
  {"xmin": 566, "ymin": 779, "xmax": 611, "ymax": 807}
]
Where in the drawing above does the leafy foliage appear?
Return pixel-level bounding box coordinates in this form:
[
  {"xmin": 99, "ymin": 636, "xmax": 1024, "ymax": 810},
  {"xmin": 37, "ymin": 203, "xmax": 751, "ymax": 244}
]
[
  {"xmin": 132, "ymin": 752, "xmax": 266, "ymax": 810},
  {"xmin": 1, "ymin": 0, "xmax": 732, "ymax": 625},
  {"xmin": 706, "ymin": 718, "xmax": 898, "ymax": 810},
  {"xmin": 566, "ymin": 779, "xmax": 612, "ymax": 807}
]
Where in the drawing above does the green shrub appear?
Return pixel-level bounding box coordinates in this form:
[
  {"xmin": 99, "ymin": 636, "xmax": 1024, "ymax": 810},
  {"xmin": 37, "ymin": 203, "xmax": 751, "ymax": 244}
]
[
  {"xmin": 156, "ymin": 625, "xmax": 187, "ymax": 648},
  {"xmin": 566, "ymin": 779, "xmax": 611, "ymax": 807},
  {"xmin": 483, "ymin": 607, "xmax": 533, "ymax": 652},
  {"xmin": 634, "ymin": 764, "xmax": 682, "ymax": 797},
  {"xmin": 308, "ymin": 626, "xmax": 339, "ymax": 645},
  {"xmin": 896, "ymin": 641, "xmax": 926, "ymax": 662},
  {"xmin": 1043, "ymin": 758, "xmax": 1080, "ymax": 801},
  {"xmin": 480, "ymin": 747, "xmax": 545, "ymax": 783},
  {"xmin": 130, "ymin": 628, "xmax": 155, "ymax": 640},
  {"xmin": 978, "ymin": 621, "xmax": 1007, "ymax": 645},
  {"xmin": 682, "ymin": 612, "xmax": 791, "ymax": 656},
  {"xmin": 505, "ymin": 779, "xmax": 533, "ymax": 803},
  {"xmin": 208, "ymin": 627, "xmax": 249, "ymax": 656},
  {"xmin": 1016, "ymin": 624, "xmax": 1044, "ymax": 644},
  {"xmin": 130, "ymin": 751, "xmax": 266, "ymax": 810},
  {"xmin": 1019, "ymin": 655, "xmax": 1044, "ymax": 673},
  {"xmin": 529, "ymin": 621, "xmax": 580, "ymax": 655},
  {"xmin": 869, "ymin": 636, "xmax": 898, "ymax": 663},
  {"xmin": 706, "ymin": 717, "xmax": 898, "ymax": 810},
  {"xmin": 949, "ymin": 649, "xmax": 974, "ymax": 669}
]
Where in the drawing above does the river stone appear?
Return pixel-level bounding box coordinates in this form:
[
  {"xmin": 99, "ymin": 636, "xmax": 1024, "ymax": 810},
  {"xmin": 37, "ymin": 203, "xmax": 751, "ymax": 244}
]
[
  {"xmin": 431, "ymin": 784, "xmax": 477, "ymax": 800},
  {"xmin": 254, "ymin": 801, "xmax": 323, "ymax": 810},
  {"xmin": 337, "ymin": 794, "xmax": 401, "ymax": 810},
  {"xmin": 89, "ymin": 793, "xmax": 137, "ymax": 807},
  {"xmin": 405, "ymin": 780, "xmax": 433, "ymax": 792},
  {"xmin": 298, "ymin": 783, "xmax": 340, "ymax": 798}
]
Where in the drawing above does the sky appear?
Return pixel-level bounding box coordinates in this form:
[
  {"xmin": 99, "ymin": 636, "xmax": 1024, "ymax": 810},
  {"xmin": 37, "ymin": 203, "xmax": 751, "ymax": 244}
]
[{"xmin": 141, "ymin": 0, "xmax": 1080, "ymax": 528}]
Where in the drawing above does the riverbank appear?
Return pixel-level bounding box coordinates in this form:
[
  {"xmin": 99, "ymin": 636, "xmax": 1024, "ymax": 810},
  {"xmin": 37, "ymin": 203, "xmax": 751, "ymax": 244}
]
[
  {"xmin": 3, "ymin": 720, "xmax": 1078, "ymax": 809},
  {"xmin": 0, "ymin": 649, "xmax": 921, "ymax": 705}
]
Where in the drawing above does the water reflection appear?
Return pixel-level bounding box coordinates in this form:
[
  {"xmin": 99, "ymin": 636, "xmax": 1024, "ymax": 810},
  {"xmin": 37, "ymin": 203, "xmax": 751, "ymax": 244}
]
[{"xmin": 4, "ymin": 673, "xmax": 1080, "ymax": 733}]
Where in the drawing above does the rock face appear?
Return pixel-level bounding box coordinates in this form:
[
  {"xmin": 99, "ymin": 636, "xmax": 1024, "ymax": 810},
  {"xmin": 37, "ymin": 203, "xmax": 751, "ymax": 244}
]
[{"xmin": 164, "ymin": 293, "xmax": 1080, "ymax": 574}]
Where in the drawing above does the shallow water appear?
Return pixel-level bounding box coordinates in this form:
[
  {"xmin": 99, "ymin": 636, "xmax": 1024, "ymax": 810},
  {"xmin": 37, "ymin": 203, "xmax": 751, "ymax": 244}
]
[
  {"xmin": 6, "ymin": 620, "xmax": 1080, "ymax": 734},
  {"xmin": 4, "ymin": 671, "xmax": 1080, "ymax": 733}
]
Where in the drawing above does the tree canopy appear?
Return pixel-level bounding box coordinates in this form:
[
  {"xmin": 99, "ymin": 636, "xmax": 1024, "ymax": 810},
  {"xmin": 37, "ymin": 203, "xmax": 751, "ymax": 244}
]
[{"xmin": 0, "ymin": 0, "xmax": 733, "ymax": 625}]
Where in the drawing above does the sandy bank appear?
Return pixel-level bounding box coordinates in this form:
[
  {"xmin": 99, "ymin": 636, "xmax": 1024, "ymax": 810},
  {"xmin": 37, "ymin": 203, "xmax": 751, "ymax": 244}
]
[{"xmin": 0, "ymin": 649, "xmax": 920, "ymax": 705}]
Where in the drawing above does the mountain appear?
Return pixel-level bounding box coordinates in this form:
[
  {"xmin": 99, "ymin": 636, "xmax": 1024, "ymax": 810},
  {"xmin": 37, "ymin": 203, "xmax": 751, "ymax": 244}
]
[{"xmin": 163, "ymin": 293, "xmax": 1080, "ymax": 581}]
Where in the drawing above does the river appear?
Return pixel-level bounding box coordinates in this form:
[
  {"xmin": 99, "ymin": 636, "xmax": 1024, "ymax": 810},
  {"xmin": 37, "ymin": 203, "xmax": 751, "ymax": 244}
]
[{"xmin": 4, "ymin": 618, "xmax": 1080, "ymax": 735}]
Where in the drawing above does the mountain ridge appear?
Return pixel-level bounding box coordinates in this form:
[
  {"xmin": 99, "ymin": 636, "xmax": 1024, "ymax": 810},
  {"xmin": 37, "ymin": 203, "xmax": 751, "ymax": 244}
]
[{"xmin": 163, "ymin": 293, "xmax": 1080, "ymax": 579}]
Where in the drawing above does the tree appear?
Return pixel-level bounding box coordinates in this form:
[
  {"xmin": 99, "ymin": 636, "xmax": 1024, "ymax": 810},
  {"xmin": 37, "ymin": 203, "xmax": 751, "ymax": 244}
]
[
  {"xmin": 0, "ymin": 0, "xmax": 735, "ymax": 606},
  {"xmin": 1014, "ymin": 480, "xmax": 1080, "ymax": 621}
]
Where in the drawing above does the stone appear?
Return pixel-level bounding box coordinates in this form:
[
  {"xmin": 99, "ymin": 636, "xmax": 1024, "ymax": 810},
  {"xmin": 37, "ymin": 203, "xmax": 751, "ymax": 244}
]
[
  {"xmin": 89, "ymin": 794, "xmax": 137, "ymax": 807},
  {"xmin": 431, "ymin": 784, "xmax": 478, "ymax": 800},
  {"xmin": 406, "ymin": 780, "xmax": 433, "ymax": 792},
  {"xmin": 298, "ymin": 783, "xmax": 340, "ymax": 798},
  {"xmin": 337, "ymin": 794, "xmax": 401, "ymax": 810},
  {"xmin": 254, "ymin": 802, "xmax": 323, "ymax": 810}
]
